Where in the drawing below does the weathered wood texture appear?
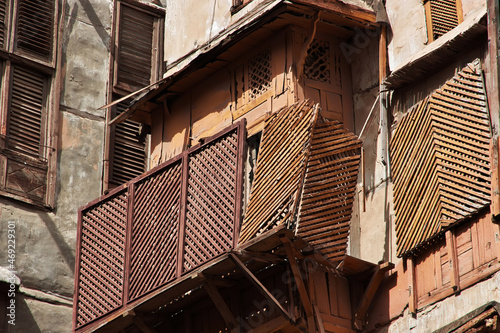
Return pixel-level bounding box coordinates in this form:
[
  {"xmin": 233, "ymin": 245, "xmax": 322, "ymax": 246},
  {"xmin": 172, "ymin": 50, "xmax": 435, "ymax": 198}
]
[
  {"xmin": 391, "ymin": 60, "xmax": 491, "ymax": 256},
  {"xmin": 73, "ymin": 121, "xmax": 246, "ymax": 331},
  {"xmin": 240, "ymin": 100, "xmax": 361, "ymax": 262},
  {"xmin": 413, "ymin": 209, "xmax": 500, "ymax": 309},
  {"xmin": 424, "ymin": 0, "xmax": 463, "ymax": 42}
]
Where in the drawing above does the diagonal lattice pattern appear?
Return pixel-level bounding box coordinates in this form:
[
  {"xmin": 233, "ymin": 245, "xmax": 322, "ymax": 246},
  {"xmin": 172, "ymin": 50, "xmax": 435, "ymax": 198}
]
[
  {"xmin": 304, "ymin": 39, "xmax": 331, "ymax": 83},
  {"xmin": 183, "ymin": 129, "xmax": 238, "ymax": 272},
  {"xmin": 76, "ymin": 190, "xmax": 128, "ymax": 328},
  {"xmin": 248, "ymin": 48, "xmax": 272, "ymax": 100},
  {"xmin": 391, "ymin": 60, "xmax": 491, "ymax": 256},
  {"xmin": 298, "ymin": 119, "xmax": 362, "ymax": 262},
  {"xmin": 129, "ymin": 161, "xmax": 182, "ymax": 300}
]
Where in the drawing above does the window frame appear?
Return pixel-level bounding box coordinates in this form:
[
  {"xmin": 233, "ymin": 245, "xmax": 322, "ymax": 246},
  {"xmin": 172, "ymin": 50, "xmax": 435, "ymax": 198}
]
[
  {"xmin": 424, "ymin": 0, "xmax": 464, "ymax": 42},
  {"xmin": 104, "ymin": 0, "xmax": 164, "ymax": 191},
  {"xmin": 0, "ymin": 0, "xmax": 60, "ymax": 208}
]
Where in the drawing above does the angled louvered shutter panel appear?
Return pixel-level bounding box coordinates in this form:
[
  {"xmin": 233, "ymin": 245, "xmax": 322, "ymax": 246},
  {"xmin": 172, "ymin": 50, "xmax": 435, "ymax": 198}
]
[
  {"xmin": 391, "ymin": 61, "xmax": 491, "ymax": 256},
  {"xmin": 7, "ymin": 66, "xmax": 46, "ymax": 156},
  {"xmin": 0, "ymin": 0, "xmax": 7, "ymax": 49},
  {"xmin": 109, "ymin": 99, "xmax": 147, "ymax": 186},
  {"xmin": 116, "ymin": 4, "xmax": 154, "ymax": 90},
  {"xmin": 17, "ymin": 0, "xmax": 54, "ymax": 59}
]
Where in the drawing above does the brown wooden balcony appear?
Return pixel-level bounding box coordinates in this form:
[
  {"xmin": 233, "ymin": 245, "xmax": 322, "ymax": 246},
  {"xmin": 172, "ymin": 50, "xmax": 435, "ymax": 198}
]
[{"xmin": 73, "ymin": 121, "xmax": 246, "ymax": 331}]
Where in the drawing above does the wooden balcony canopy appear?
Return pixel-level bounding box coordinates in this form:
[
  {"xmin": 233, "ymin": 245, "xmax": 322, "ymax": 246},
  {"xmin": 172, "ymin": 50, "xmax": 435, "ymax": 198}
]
[{"xmin": 104, "ymin": 0, "xmax": 378, "ymax": 126}]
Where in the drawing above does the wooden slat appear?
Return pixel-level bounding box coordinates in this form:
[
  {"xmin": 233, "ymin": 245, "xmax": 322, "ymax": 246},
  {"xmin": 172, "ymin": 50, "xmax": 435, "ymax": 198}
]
[
  {"xmin": 17, "ymin": 0, "xmax": 54, "ymax": 59},
  {"xmin": 391, "ymin": 61, "xmax": 491, "ymax": 256}
]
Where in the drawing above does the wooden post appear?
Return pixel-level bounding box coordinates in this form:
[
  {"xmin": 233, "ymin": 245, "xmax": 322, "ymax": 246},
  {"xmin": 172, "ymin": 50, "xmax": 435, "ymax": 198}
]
[
  {"xmin": 446, "ymin": 230, "xmax": 460, "ymax": 293},
  {"xmin": 176, "ymin": 152, "xmax": 189, "ymax": 277},
  {"xmin": 123, "ymin": 183, "xmax": 135, "ymax": 304},
  {"xmin": 233, "ymin": 119, "xmax": 247, "ymax": 247},
  {"xmin": 488, "ymin": 0, "xmax": 500, "ymax": 218},
  {"xmin": 407, "ymin": 256, "xmax": 417, "ymax": 315}
]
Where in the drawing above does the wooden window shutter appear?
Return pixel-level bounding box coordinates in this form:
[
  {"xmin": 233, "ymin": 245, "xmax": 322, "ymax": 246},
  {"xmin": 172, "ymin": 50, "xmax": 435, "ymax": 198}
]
[
  {"xmin": 0, "ymin": 65, "xmax": 49, "ymax": 205},
  {"xmin": 424, "ymin": 0, "xmax": 463, "ymax": 41},
  {"xmin": 109, "ymin": 99, "xmax": 147, "ymax": 187},
  {"xmin": 16, "ymin": 0, "xmax": 55, "ymax": 59},
  {"xmin": 391, "ymin": 60, "xmax": 490, "ymax": 256},
  {"xmin": 0, "ymin": 0, "xmax": 7, "ymax": 49},
  {"xmin": 7, "ymin": 65, "xmax": 47, "ymax": 157},
  {"xmin": 115, "ymin": 3, "xmax": 154, "ymax": 92}
]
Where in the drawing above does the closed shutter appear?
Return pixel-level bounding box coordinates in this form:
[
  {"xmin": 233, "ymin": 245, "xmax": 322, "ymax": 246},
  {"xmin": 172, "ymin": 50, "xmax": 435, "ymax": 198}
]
[
  {"xmin": 16, "ymin": 0, "xmax": 54, "ymax": 59},
  {"xmin": 7, "ymin": 65, "xmax": 46, "ymax": 157},
  {"xmin": 115, "ymin": 4, "xmax": 154, "ymax": 91},
  {"xmin": 0, "ymin": 0, "xmax": 7, "ymax": 49},
  {"xmin": 109, "ymin": 99, "xmax": 147, "ymax": 187}
]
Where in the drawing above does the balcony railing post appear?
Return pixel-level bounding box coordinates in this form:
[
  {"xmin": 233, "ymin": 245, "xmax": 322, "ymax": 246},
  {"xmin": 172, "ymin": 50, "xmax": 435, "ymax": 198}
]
[
  {"xmin": 177, "ymin": 152, "xmax": 189, "ymax": 277},
  {"xmin": 123, "ymin": 183, "xmax": 135, "ymax": 305},
  {"xmin": 72, "ymin": 208, "xmax": 84, "ymax": 332},
  {"xmin": 233, "ymin": 119, "xmax": 247, "ymax": 248}
]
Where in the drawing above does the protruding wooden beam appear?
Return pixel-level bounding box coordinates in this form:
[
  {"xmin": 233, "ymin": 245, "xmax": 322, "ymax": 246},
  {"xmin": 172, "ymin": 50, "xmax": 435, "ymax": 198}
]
[
  {"xmin": 230, "ymin": 253, "xmax": 293, "ymax": 324},
  {"xmin": 200, "ymin": 273, "xmax": 239, "ymax": 330},
  {"xmin": 280, "ymin": 236, "xmax": 316, "ymax": 332},
  {"xmin": 314, "ymin": 305, "xmax": 326, "ymax": 333},
  {"xmin": 354, "ymin": 262, "xmax": 394, "ymax": 329},
  {"xmin": 234, "ymin": 249, "xmax": 283, "ymax": 264}
]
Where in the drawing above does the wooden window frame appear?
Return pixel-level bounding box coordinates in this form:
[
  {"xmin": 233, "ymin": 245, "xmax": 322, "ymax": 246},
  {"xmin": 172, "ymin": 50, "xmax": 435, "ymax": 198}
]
[
  {"xmin": 424, "ymin": 0, "xmax": 464, "ymax": 42},
  {"xmin": 104, "ymin": 0, "xmax": 164, "ymax": 191},
  {"xmin": 231, "ymin": 0, "xmax": 253, "ymax": 13},
  {"xmin": 0, "ymin": 0, "xmax": 60, "ymax": 208}
]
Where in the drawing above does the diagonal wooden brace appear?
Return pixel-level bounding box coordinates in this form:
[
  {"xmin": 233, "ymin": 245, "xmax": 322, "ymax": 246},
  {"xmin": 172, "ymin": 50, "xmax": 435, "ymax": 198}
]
[{"xmin": 199, "ymin": 273, "xmax": 239, "ymax": 330}]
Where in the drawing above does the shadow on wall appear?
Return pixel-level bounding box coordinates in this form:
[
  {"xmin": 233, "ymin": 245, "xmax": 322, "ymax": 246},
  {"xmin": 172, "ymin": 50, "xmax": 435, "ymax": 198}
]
[
  {"xmin": 0, "ymin": 294, "xmax": 42, "ymax": 333},
  {"xmin": 37, "ymin": 212, "xmax": 75, "ymax": 274}
]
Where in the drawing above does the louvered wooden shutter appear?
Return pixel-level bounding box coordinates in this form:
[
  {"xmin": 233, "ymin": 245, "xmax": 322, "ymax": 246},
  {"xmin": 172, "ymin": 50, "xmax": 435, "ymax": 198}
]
[
  {"xmin": 391, "ymin": 60, "xmax": 491, "ymax": 256},
  {"xmin": 425, "ymin": 0, "xmax": 462, "ymax": 41},
  {"xmin": 115, "ymin": 3, "xmax": 154, "ymax": 91},
  {"xmin": 16, "ymin": 0, "xmax": 54, "ymax": 59},
  {"xmin": 0, "ymin": 0, "xmax": 7, "ymax": 49},
  {"xmin": 7, "ymin": 66, "xmax": 46, "ymax": 157},
  {"xmin": 1, "ymin": 65, "xmax": 49, "ymax": 205},
  {"xmin": 109, "ymin": 99, "xmax": 147, "ymax": 187}
]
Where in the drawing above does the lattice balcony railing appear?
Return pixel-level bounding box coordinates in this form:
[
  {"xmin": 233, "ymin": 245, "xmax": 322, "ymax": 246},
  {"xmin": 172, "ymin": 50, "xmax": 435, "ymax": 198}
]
[{"xmin": 73, "ymin": 121, "xmax": 246, "ymax": 331}]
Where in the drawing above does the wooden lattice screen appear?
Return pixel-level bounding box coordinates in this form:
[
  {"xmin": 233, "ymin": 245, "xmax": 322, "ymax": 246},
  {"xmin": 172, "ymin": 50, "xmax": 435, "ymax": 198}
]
[
  {"xmin": 74, "ymin": 121, "xmax": 245, "ymax": 331},
  {"xmin": 240, "ymin": 100, "xmax": 361, "ymax": 261},
  {"xmin": 391, "ymin": 60, "xmax": 491, "ymax": 256},
  {"xmin": 75, "ymin": 190, "xmax": 128, "ymax": 327}
]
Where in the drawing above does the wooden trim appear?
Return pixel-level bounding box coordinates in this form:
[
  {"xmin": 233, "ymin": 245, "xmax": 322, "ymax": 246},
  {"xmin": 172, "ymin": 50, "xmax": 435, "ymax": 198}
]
[
  {"xmin": 290, "ymin": 0, "xmax": 376, "ymax": 23},
  {"xmin": 72, "ymin": 208, "xmax": 84, "ymax": 332},
  {"xmin": 176, "ymin": 152, "xmax": 189, "ymax": 277},
  {"xmin": 424, "ymin": 1, "xmax": 434, "ymax": 43},
  {"xmin": 230, "ymin": 253, "xmax": 293, "ymax": 324},
  {"xmin": 445, "ymin": 230, "xmax": 460, "ymax": 292},
  {"xmin": 123, "ymin": 183, "xmax": 135, "ymax": 305},
  {"xmin": 407, "ymin": 256, "xmax": 417, "ymax": 315},
  {"xmin": 456, "ymin": 0, "xmax": 464, "ymax": 23},
  {"xmin": 233, "ymin": 119, "xmax": 247, "ymax": 247}
]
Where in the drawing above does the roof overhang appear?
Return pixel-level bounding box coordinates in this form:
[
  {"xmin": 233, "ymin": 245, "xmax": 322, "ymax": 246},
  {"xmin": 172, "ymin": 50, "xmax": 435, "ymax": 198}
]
[
  {"xmin": 106, "ymin": 0, "xmax": 378, "ymax": 125},
  {"xmin": 384, "ymin": 6, "xmax": 488, "ymax": 90}
]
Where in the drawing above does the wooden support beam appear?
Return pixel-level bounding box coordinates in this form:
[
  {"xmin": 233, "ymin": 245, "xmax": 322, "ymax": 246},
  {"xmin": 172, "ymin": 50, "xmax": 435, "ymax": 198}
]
[
  {"xmin": 235, "ymin": 249, "xmax": 283, "ymax": 264},
  {"xmin": 200, "ymin": 273, "xmax": 239, "ymax": 330},
  {"xmin": 230, "ymin": 253, "xmax": 294, "ymax": 325},
  {"xmin": 407, "ymin": 256, "xmax": 417, "ymax": 315},
  {"xmin": 314, "ymin": 305, "xmax": 326, "ymax": 333},
  {"xmin": 445, "ymin": 230, "xmax": 460, "ymax": 293},
  {"xmin": 280, "ymin": 237, "xmax": 316, "ymax": 332},
  {"xmin": 133, "ymin": 316, "xmax": 156, "ymax": 333},
  {"xmin": 354, "ymin": 262, "xmax": 394, "ymax": 330}
]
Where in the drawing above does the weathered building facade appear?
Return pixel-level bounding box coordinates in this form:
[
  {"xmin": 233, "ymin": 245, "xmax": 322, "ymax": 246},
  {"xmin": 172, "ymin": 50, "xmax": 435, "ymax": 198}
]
[{"xmin": 1, "ymin": 0, "xmax": 500, "ymax": 332}]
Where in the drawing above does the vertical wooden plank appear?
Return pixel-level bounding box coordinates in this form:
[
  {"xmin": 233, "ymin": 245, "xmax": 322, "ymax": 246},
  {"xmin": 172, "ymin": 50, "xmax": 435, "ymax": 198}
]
[
  {"xmin": 445, "ymin": 230, "xmax": 460, "ymax": 292},
  {"xmin": 407, "ymin": 256, "xmax": 417, "ymax": 314},
  {"xmin": 471, "ymin": 221, "xmax": 481, "ymax": 270},
  {"xmin": 176, "ymin": 152, "xmax": 189, "ymax": 277},
  {"xmin": 313, "ymin": 270, "xmax": 329, "ymax": 313},
  {"xmin": 487, "ymin": 0, "xmax": 500, "ymax": 217},
  {"xmin": 233, "ymin": 120, "xmax": 247, "ymax": 247},
  {"xmin": 123, "ymin": 182, "xmax": 134, "ymax": 305},
  {"xmin": 336, "ymin": 275, "xmax": 351, "ymax": 320},
  {"xmin": 424, "ymin": 1, "xmax": 434, "ymax": 43},
  {"xmin": 456, "ymin": 0, "xmax": 464, "ymax": 23},
  {"xmin": 72, "ymin": 208, "xmax": 84, "ymax": 333},
  {"xmin": 328, "ymin": 272, "xmax": 339, "ymax": 316}
]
